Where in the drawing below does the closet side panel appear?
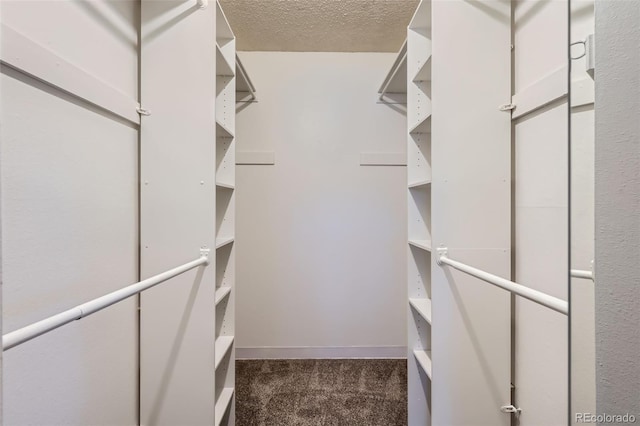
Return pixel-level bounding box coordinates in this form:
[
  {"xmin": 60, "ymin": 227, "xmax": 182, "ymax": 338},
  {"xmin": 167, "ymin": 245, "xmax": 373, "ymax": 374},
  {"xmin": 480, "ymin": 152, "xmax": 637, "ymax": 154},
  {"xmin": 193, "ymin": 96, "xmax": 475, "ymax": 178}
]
[
  {"xmin": 513, "ymin": 1, "xmax": 569, "ymax": 425},
  {"xmin": 570, "ymin": 0, "xmax": 596, "ymax": 421},
  {"xmin": 0, "ymin": 1, "xmax": 139, "ymax": 424},
  {"xmin": 431, "ymin": 2, "xmax": 512, "ymax": 425},
  {"xmin": 139, "ymin": 2, "xmax": 216, "ymax": 424}
]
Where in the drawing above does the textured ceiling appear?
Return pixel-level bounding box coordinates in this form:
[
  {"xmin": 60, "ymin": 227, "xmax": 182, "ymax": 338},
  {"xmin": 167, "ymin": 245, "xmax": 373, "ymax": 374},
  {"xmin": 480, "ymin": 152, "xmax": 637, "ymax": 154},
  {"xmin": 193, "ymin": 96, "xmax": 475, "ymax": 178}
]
[{"xmin": 218, "ymin": 0, "xmax": 419, "ymax": 52}]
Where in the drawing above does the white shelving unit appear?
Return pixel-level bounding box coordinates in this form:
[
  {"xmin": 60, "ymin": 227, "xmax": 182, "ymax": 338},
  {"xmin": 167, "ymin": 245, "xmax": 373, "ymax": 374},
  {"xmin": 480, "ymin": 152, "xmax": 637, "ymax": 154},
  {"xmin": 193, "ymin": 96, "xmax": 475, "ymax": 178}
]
[
  {"xmin": 214, "ymin": 2, "xmax": 236, "ymax": 425},
  {"xmin": 406, "ymin": 1, "xmax": 432, "ymax": 425}
]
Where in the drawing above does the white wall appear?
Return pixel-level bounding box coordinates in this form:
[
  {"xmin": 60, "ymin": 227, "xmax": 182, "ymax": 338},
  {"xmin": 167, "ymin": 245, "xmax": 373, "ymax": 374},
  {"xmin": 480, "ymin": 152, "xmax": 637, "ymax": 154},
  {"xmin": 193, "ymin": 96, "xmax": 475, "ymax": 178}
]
[
  {"xmin": 594, "ymin": 0, "xmax": 640, "ymax": 417},
  {"xmin": 0, "ymin": 1, "xmax": 139, "ymax": 424},
  {"xmin": 570, "ymin": 0, "xmax": 596, "ymax": 420},
  {"xmin": 139, "ymin": 2, "xmax": 217, "ymax": 424},
  {"xmin": 513, "ymin": 1, "xmax": 569, "ymax": 425},
  {"xmin": 235, "ymin": 52, "xmax": 407, "ymax": 358}
]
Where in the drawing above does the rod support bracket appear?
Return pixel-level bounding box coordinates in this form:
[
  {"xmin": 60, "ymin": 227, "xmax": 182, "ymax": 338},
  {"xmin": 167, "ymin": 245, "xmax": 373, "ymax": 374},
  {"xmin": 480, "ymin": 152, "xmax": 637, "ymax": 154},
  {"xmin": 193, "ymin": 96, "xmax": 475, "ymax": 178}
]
[
  {"xmin": 500, "ymin": 405, "xmax": 522, "ymax": 417},
  {"xmin": 436, "ymin": 247, "xmax": 448, "ymax": 266},
  {"xmin": 200, "ymin": 247, "xmax": 211, "ymax": 264}
]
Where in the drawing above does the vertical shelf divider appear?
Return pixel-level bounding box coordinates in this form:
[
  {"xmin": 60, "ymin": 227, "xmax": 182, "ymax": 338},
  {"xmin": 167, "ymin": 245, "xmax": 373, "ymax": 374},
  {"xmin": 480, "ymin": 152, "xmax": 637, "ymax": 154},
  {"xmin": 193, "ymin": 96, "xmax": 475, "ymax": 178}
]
[
  {"xmin": 214, "ymin": 2, "xmax": 236, "ymax": 425},
  {"xmin": 406, "ymin": 1, "xmax": 433, "ymax": 425}
]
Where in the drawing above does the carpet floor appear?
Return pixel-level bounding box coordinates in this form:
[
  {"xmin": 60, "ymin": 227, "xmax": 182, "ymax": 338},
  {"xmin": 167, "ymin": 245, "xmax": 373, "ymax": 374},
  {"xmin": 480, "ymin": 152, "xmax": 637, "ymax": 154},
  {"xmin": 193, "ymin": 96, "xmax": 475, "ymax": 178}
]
[{"xmin": 236, "ymin": 359, "xmax": 407, "ymax": 426}]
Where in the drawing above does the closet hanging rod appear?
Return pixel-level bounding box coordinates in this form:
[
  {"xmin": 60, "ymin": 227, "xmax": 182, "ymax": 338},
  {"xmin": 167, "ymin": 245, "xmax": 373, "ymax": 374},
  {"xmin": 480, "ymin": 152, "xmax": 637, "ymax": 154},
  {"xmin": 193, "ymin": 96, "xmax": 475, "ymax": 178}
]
[
  {"xmin": 436, "ymin": 248, "xmax": 568, "ymax": 315},
  {"xmin": 571, "ymin": 269, "xmax": 594, "ymax": 280},
  {"xmin": 2, "ymin": 249, "xmax": 211, "ymax": 352}
]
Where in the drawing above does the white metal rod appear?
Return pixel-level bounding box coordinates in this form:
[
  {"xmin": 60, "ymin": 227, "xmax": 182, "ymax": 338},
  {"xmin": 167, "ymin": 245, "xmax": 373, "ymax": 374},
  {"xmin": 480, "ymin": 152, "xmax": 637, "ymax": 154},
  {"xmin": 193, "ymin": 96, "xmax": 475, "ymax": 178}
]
[
  {"xmin": 3, "ymin": 255, "xmax": 209, "ymax": 351},
  {"xmin": 438, "ymin": 252, "xmax": 568, "ymax": 315},
  {"xmin": 378, "ymin": 49, "xmax": 407, "ymax": 101},
  {"xmin": 571, "ymin": 269, "xmax": 594, "ymax": 280}
]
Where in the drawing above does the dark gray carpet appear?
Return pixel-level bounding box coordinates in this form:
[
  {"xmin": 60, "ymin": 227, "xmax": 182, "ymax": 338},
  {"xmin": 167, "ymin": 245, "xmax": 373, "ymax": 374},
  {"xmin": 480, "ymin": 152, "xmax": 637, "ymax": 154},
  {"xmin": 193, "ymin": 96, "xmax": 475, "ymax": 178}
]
[{"xmin": 236, "ymin": 359, "xmax": 407, "ymax": 426}]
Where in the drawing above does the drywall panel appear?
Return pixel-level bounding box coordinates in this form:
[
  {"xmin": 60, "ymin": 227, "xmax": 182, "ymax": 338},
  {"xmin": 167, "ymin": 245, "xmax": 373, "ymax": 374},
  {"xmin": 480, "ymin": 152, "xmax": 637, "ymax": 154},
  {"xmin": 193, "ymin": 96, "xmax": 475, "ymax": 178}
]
[
  {"xmin": 0, "ymin": 0, "xmax": 138, "ymax": 97},
  {"xmin": 570, "ymin": 1, "xmax": 596, "ymax": 421},
  {"xmin": 514, "ymin": 1, "xmax": 569, "ymax": 424},
  {"xmin": 0, "ymin": 72, "xmax": 138, "ymax": 425},
  {"xmin": 430, "ymin": 2, "xmax": 512, "ymax": 424},
  {"xmin": 139, "ymin": 1, "xmax": 217, "ymax": 424},
  {"xmin": 1, "ymin": 1, "xmax": 139, "ymax": 423},
  {"xmin": 235, "ymin": 52, "xmax": 407, "ymax": 355},
  {"xmin": 594, "ymin": 0, "xmax": 640, "ymax": 417}
]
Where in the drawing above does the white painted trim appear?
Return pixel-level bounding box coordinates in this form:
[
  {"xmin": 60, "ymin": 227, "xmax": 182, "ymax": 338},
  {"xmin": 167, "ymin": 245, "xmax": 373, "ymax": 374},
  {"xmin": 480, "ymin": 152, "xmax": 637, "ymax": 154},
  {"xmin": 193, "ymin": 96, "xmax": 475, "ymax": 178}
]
[
  {"xmin": 236, "ymin": 346, "xmax": 407, "ymax": 359},
  {"xmin": 512, "ymin": 66, "xmax": 567, "ymax": 119},
  {"xmin": 360, "ymin": 152, "xmax": 407, "ymax": 166},
  {"xmin": 0, "ymin": 24, "xmax": 139, "ymax": 125},
  {"xmin": 236, "ymin": 151, "xmax": 275, "ymax": 165}
]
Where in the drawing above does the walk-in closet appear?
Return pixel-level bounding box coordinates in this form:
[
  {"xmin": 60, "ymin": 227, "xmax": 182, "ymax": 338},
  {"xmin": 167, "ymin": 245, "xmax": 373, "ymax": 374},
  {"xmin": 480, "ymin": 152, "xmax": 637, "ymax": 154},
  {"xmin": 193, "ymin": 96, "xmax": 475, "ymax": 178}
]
[{"xmin": 1, "ymin": 0, "xmax": 638, "ymax": 425}]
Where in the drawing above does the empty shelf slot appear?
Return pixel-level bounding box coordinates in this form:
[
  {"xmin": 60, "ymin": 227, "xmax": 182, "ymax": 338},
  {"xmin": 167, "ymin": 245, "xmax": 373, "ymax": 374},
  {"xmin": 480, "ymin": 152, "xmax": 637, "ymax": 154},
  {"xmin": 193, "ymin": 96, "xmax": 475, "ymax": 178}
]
[
  {"xmin": 413, "ymin": 56, "xmax": 432, "ymax": 82},
  {"xmin": 410, "ymin": 115, "xmax": 431, "ymax": 134},
  {"xmin": 409, "ymin": 298, "xmax": 432, "ymax": 324},
  {"xmin": 214, "ymin": 335, "xmax": 234, "ymax": 369},
  {"xmin": 216, "ymin": 236, "xmax": 234, "ymax": 249},
  {"xmin": 214, "ymin": 387, "xmax": 234, "ymax": 426},
  {"xmin": 408, "ymin": 179, "xmax": 431, "ymax": 189},
  {"xmin": 216, "ymin": 181, "xmax": 235, "ymax": 190},
  {"xmin": 215, "ymin": 286, "xmax": 232, "ymax": 305},
  {"xmin": 413, "ymin": 350, "xmax": 432, "ymax": 379},
  {"xmin": 216, "ymin": 44, "xmax": 235, "ymax": 77},
  {"xmin": 409, "ymin": 239, "xmax": 432, "ymax": 252},
  {"xmin": 216, "ymin": 120, "xmax": 234, "ymax": 138}
]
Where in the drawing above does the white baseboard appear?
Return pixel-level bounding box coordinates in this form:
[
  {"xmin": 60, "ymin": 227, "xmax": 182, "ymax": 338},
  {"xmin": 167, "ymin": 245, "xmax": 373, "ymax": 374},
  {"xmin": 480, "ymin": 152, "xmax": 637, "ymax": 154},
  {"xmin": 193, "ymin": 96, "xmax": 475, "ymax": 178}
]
[{"xmin": 236, "ymin": 346, "xmax": 407, "ymax": 360}]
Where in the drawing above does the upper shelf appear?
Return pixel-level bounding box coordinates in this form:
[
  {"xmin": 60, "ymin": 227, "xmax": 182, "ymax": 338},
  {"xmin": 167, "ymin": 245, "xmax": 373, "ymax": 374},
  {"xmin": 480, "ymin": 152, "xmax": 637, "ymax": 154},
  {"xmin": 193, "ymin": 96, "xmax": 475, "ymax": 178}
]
[
  {"xmin": 414, "ymin": 349, "xmax": 432, "ymax": 380},
  {"xmin": 216, "ymin": 120, "xmax": 234, "ymax": 138},
  {"xmin": 409, "ymin": 0, "xmax": 431, "ymax": 31},
  {"xmin": 408, "ymin": 179, "xmax": 431, "ymax": 189},
  {"xmin": 216, "ymin": 44, "xmax": 235, "ymax": 77},
  {"xmin": 236, "ymin": 54, "xmax": 257, "ymax": 102},
  {"xmin": 409, "ymin": 298, "xmax": 432, "ymax": 324},
  {"xmin": 378, "ymin": 40, "xmax": 407, "ymax": 101},
  {"xmin": 409, "ymin": 114, "xmax": 431, "ymax": 134},
  {"xmin": 216, "ymin": 1, "xmax": 234, "ymax": 43},
  {"xmin": 413, "ymin": 55, "xmax": 432, "ymax": 82},
  {"xmin": 409, "ymin": 239, "xmax": 432, "ymax": 252}
]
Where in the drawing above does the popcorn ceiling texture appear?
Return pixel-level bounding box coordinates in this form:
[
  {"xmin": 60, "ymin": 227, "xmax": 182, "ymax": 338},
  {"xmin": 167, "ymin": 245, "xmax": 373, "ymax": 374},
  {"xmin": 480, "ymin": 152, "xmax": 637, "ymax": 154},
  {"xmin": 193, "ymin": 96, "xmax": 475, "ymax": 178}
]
[{"xmin": 218, "ymin": 0, "xmax": 419, "ymax": 52}]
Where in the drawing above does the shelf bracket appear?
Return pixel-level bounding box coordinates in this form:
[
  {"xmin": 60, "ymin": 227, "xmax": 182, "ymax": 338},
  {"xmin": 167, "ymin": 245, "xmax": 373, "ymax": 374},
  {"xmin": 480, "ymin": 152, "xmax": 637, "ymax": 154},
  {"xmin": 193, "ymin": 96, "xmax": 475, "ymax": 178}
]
[
  {"xmin": 500, "ymin": 405, "xmax": 522, "ymax": 417},
  {"xmin": 136, "ymin": 105, "xmax": 151, "ymax": 116},
  {"xmin": 200, "ymin": 247, "xmax": 211, "ymax": 265},
  {"xmin": 436, "ymin": 247, "xmax": 448, "ymax": 266},
  {"xmin": 499, "ymin": 103, "xmax": 515, "ymax": 112}
]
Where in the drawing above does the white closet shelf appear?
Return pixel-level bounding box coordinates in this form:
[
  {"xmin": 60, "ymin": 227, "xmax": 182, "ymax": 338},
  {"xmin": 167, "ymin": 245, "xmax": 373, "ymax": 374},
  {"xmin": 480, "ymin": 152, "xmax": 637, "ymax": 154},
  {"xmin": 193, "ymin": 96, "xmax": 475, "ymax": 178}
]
[
  {"xmin": 215, "ymin": 286, "xmax": 232, "ymax": 305},
  {"xmin": 408, "ymin": 179, "xmax": 431, "ymax": 189},
  {"xmin": 236, "ymin": 54, "xmax": 257, "ymax": 102},
  {"xmin": 409, "ymin": 115, "xmax": 431, "ymax": 134},
  {"xmin": 216, "ymin": 1, "xmax": 234, "ymax": 43},
  {"xmin": 413, "ymin": 56, "xmax": 432, "ymax": 82},
  {"xmin": 214, "ymin": 387, "xmax": 234, "ymax": 426},
  {"xmin": 378, "ymin": 40, "xmax": 408, "ymax": 98},
  {"xmin": 413, "ymin": 349, "xmax": 432, "ymax": 380},
  {"xmin": 214, "ymin": 335, "xmax": 234, "ymax": 369},
  {"xmin": 409, "ymin": 298, "xmax": 432, "ymax": 324},
  {"xmin": 409, "ymin": 239, "xmax": 432, "ymax": 252},
  {"xmin": 216, "ymin": 181, "xmax": 235, "ymax": 190},
  {"xmin": 216, "ymin": 44, "xmax": 235, "ymax": 77},
  {"xmin": 216, "ymin": 120, "xmax": 235, "ymax": 138},
  {"xmin": 409, "ymin": 0, "xmax": 430, "ymax": 30},
  {"xmin": 215, "ymin": 236, "xmax": 234, "ymax": 249}
]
